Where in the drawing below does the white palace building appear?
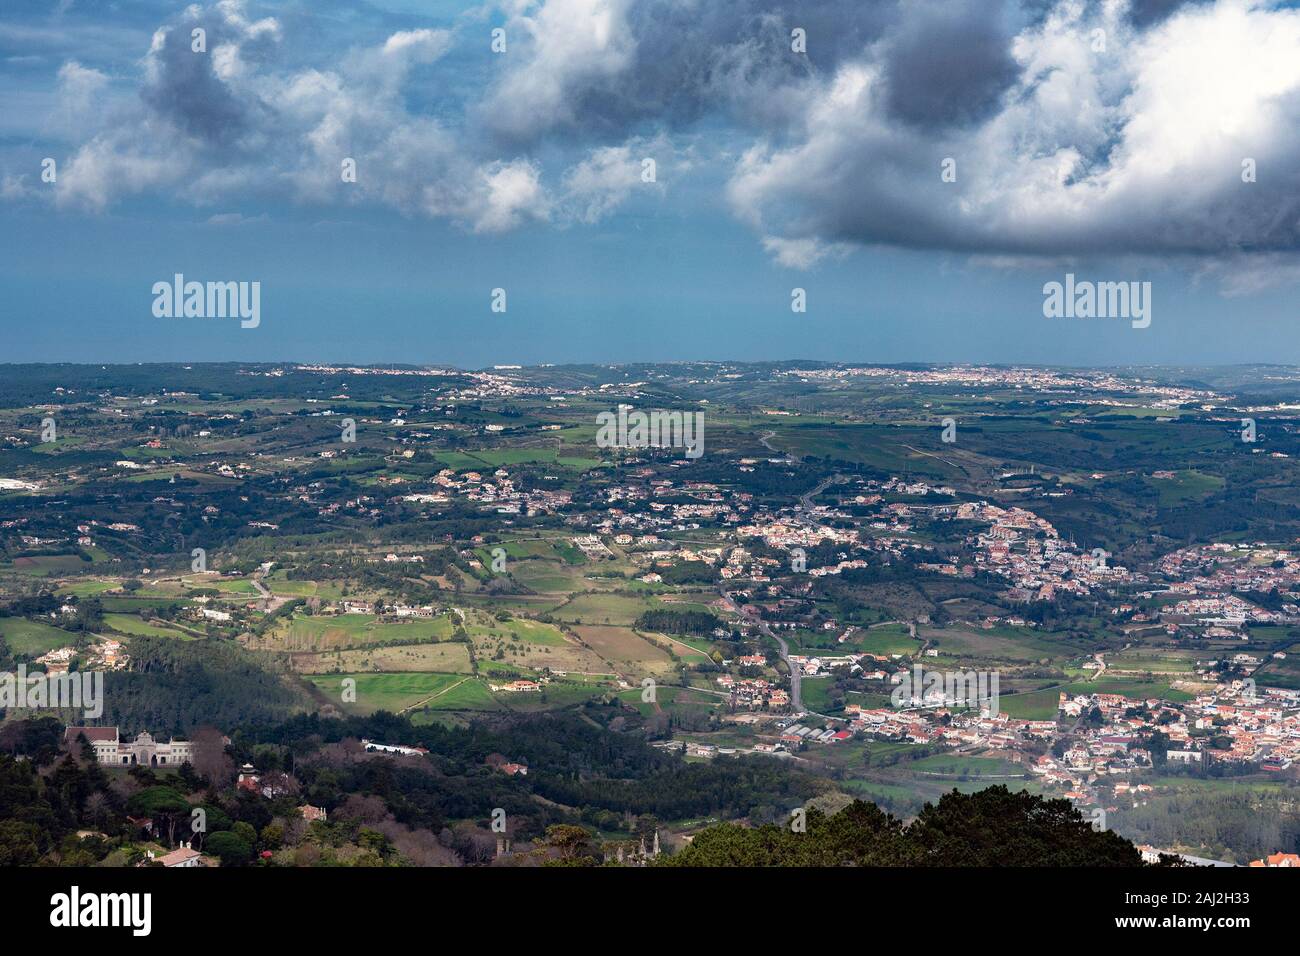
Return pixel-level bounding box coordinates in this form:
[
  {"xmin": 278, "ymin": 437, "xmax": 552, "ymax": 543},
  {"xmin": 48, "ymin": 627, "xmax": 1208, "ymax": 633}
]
[{"xmin": 64, "ymin": 727, "xmax": 194, "ymax": 767}]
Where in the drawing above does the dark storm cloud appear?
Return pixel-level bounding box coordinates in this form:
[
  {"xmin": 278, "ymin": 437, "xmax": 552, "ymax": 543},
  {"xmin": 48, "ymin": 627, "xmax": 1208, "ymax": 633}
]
[
  {"xmin": 727, "ymin": 0, "xmax": 1300, "ymax": 269},
  {"xmin": 881, "ymin": 0, "xmax": 1022, "ymax": 128},
  {"xmin": 483, "ymin": 0, "xmax": 902, "ymax": 145},
  {"xmin": 139, "ymin": 8, "xmax": 276, "ymax": 150}
]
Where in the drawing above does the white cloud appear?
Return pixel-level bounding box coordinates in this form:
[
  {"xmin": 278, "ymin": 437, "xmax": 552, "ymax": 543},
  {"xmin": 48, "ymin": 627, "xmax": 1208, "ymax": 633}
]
[
  {"xmin": 56, "ymin": 131, "xmax": 188, "ymax": 212},
  {"xmin": 761, "ymin": 236, "xmax": 840, "ymax": 269},
  {"xmin": 481, "ymin": 0, "xmax": 636, "ymax": 139},
  {"xmin": 10, "ymin": 0, "xmax": 1300, "ymax": 290},
  {"xmin": 468, "ymin": 159, "xmax": 550, "ymax": 232},
  {"xmin": 56, "ymin": 60, "xmax": 108, "ymax": 110},
  {"xmin": 559, "ymin": 139, "xmax": 671, "ymax": 223}
]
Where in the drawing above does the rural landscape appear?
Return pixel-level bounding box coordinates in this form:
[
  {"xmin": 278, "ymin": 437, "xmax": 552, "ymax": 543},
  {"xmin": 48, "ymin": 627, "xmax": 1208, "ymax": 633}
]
[
  {"xmin": 2, "ymin": 360, "xmax": 1299, "ymax": 871},
  {"xmin": 2, "ymin": 0, "xmax": 1297, "ymax": 936}
]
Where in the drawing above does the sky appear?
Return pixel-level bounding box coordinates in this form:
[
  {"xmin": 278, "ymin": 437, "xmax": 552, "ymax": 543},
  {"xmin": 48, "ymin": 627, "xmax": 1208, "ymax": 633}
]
[{"xmin": 1, "ymin": 0, "xmax": 1299, "ymax": 369}]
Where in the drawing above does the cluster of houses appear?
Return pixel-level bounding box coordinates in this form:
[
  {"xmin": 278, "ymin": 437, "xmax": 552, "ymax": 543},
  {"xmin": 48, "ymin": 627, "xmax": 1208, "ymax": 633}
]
[
  {"xmin": 35, "ymin": 637, "xmax": 126, "ymax": 673},
  {"xmin": 715, "ymin": 674, "xmax": 788, "ymax": 709},
  {"xmin": 844, "ymin": 704, "xmax": 1054, "ymax": 748},
  {"xmin": 396, "ymin": 467, "xmax": 572, "ymax": 517}
]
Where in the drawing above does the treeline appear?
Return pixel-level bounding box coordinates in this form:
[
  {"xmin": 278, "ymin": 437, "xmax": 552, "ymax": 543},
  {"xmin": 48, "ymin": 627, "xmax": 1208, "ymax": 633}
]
[
  {"xmin": 534, "ymin": 758, "xmax": 812, "ymax": 822},
  {"xmin": 1111, "ymin": 787, "xmax": 1300, "ymax": 864},
  {"xmin": 249, "ymin": 707, "xmax": 823, "ymax": 832},
  {"xmin": 656, "ymin": 561, "xmax": 717, "ymax": 585},
  {"xmin": 100, "ymin": 636, "xmax": 310, "ymax": 735},
  {"xmin": 664, "ymin": 787, "xmax": 1151, "ymax": 867},
  {"xmin": 635, "ymin": 609, "xmax": 722, "ymax": 636},
  {"xmin": 0, "ymin": 709, "xmax": 1160, "ymax": 868}
]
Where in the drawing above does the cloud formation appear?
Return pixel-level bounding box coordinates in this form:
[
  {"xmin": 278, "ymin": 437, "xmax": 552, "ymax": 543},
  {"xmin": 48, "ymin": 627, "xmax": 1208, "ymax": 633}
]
[
  {"xmin": 9, "ymin": 0, "xmax": 1300, "ymax": 282},
  {"xmin": 729, "ymin": 0, "xmax": 1300, "ymax": 266}
]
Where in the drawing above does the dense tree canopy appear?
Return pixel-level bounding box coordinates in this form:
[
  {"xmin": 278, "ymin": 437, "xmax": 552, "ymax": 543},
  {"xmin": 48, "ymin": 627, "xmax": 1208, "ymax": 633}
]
[{"xmin": 666, "ymin": 788, "xmax": 1145, "ymax": 867}]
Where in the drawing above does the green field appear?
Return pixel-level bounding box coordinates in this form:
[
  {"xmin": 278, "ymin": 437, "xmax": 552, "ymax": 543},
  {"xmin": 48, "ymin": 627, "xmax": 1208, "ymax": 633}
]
[
  {"xmin": 305, "ymin": 672, "xmax": 490, "ymax": 714},
  {"xmin": 265, "ymin": 575, "xmax": 345, "ymax": 599},
  {"xmin": 467, "ymin": 616, "xmax": 567, "ymax": 646},
  {"xmin": 0, "ymin": 617, "xmax": 80, "ymax": 656},
  {"xmin": 4, "ymin": 554, "xmax": 92, "ymax": 575},
  {"xmin": 801, "ymin": 677, "xmax": 837, "ymax": 712},
  {"xmin": 908, "ymin": 754, "xmax": 1025, "ymax": 777},
  {"xmin": 924, "ymin": 625, "xmax": 1086, "ymax": 661},
  {"xmin": 550, "ymin": 592, "xmax": 662, "ymax": 626},
  {"xmin": 852, "ymin": 623, "xmax": 919, "ymax": 656},
  {"xmin": 999, "ymin": 678, "xmax": 1193, "ymax": 719},
  {"xmin": 57, "ymin": 580, "xmax": 118, "ymax": 597},
  {"xmin": 192, "ymin": 577, "xmax": 259, "ymax": 594},
  {"xmin": 432, "ymin": 448, "xmax": 602, "ymax": 472},
  {"xmin": 103, "ymin": 613, "xmax": 193, "ymax": 639},
  {"xmin": 275, "ymin": 612, "xmax": 457, "ymax": 651},
  {"xmin": 1145, "ymin": 469, "xmax": 1225, "ymax": 506}
]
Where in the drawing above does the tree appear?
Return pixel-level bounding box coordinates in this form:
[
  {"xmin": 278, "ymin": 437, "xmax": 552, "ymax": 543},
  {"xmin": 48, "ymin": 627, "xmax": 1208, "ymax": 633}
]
[
  {"xmin": 906, "ymin": 787, "xmax": 1142, "ymax": 866},
  {"xmin": 0, "ymin": 821, "xmax": 42, "ymax": 866},
  {"xmin": 543, "ymin": 824, "xmax": 595, "ymax": 861},
  {"xmin": 206, "ymin": 831, "xmax": 253, "ymax": 867},
  {"xmin": 232, "ymin": 821, "xmax": 258, "ymax": 849},
  {"xmin": 260, "ymin": 823, "xmax": 284, "ymax": 851},
  {"xmin": 126, "ymin": 787, "xmax": 190, "ymax": 847},
  {"xmin": 664, "ymin": 789, "xmax": 1144, "ymax": 867}
]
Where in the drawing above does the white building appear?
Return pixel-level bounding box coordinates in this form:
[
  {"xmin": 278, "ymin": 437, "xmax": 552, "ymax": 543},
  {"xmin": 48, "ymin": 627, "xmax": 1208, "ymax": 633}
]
[{"xmin": 65, "ymin": 727, "xmax": 194, "ymax": 767}]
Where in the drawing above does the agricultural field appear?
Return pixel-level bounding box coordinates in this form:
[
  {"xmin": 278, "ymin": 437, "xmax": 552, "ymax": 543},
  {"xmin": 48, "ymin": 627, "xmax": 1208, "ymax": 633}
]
[
  {"xmin": 3, "ymin": 554, "xmax": 94, "ymax": 575},
  {"xmin": 1144, "ymin": 469, "xmax": 1225, "ymax": 506},
  {"xmin": 260, "ymin": 612, "xmax": 458, "ymax": 652},
  {"xmin": 850, "ymin": 623, "xmax": 918, "ymax": 656},
  {"xmin": 305, "ymin": 672, "xmax": 492, "ymax": 715},
  {"xmin": 264, "ymin": 575, "xmax": 346, "ymax": 600},
  {"xmin": 569, "ymin": 625, "xmax": 677, "ymax": 679},
  {"xmin": 56, "ymin": 580, "xmax": 118, "ymax": 597},
  {"xmin": 290, "ymin": 642, "xmax": 473, "ymax": 674},
  {"xmin": 102, "ymin": 613, "xmax": 193, "ymax": 640},
  {"xmin": 549, "ymin": 592, "xmax": 663, "ymax": 626},
  {"xmin": 0, "ymin": 617, "xmax": 82, "ymax": 656},
  {"xmin": 468, "ymin": 613, "xmax": 612, "ymax": 674},
  {"xmin": 922, "ymin": 624, "xmax": 1089, "ymax": 662}
]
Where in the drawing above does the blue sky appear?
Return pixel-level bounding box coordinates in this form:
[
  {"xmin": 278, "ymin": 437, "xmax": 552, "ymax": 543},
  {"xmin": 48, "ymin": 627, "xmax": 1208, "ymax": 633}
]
[{"xmin": 2, "ymin": 0, "xmax": 1299, "ymax": 368}]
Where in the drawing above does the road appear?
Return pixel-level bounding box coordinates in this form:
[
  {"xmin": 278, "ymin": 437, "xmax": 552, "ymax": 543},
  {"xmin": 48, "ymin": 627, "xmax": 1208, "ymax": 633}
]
[
  {"xmin": 1089, "ymin": 653, "xmax": 1107, "ymax": 680},
  {"xmin": 250, "ymin": 570, "xmax": 290, "ymax": 612},
  {"xmin": 758, "ymin": 430, "xmax": 794, "ymax": 461},
  {"xmin": 797, "ymin": 473, "xmax": 843, "ymax": 515},
  {"xmin": 712, "ymin": 448, "xmax": 854, "ymax": 717},
  {"xmin": 713, "ymin": 465, "xmax": 853, "ymax": 715},
  {"xmin": 718, "ymin": 590, "xmax": 802, "ymax": 712},
  {"xmin": 896, "ymin": 442, "xmax": 974, "ymax": 481}
]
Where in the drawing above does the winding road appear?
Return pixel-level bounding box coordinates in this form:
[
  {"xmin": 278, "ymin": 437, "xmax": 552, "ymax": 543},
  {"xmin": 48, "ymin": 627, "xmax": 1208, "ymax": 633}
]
[
  {"xmin": 716, "ymin": 438, "xmax": 855, "ymax": 717},
  {"xmin": 798, "ymin": 473, "xmax": 843, "ymax": 514}
]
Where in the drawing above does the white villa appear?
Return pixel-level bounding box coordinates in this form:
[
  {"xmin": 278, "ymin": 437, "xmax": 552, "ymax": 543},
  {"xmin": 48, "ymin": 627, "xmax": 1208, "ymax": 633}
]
[{"xmin": 64, "ymin": 727, "xmax": 194, "ymax": 767}]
